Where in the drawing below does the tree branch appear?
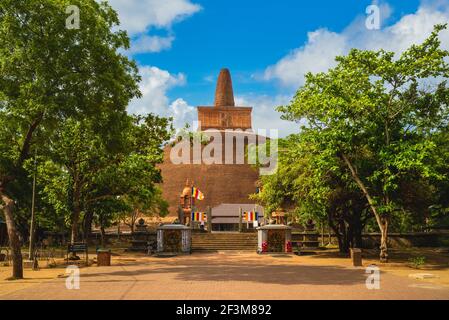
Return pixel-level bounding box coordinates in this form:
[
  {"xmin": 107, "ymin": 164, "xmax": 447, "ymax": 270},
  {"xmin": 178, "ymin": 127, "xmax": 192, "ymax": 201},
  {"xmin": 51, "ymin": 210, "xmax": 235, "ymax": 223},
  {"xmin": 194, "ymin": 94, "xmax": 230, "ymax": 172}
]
[
  {"xmin": 340, "ymin": 153, "xmax": 383, "ymax": 228},
  {"xmin": 17, "ymin": 112, "xmax": 43, "ymax": 167}
]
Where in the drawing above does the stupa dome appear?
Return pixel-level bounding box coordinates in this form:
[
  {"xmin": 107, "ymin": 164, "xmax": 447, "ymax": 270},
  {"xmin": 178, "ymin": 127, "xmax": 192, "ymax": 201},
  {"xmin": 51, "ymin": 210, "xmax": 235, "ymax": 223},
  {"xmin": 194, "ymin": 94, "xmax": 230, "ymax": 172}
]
[{"xmin": 159, "ymin": 68, "xmax": 266, "ymax": 215}]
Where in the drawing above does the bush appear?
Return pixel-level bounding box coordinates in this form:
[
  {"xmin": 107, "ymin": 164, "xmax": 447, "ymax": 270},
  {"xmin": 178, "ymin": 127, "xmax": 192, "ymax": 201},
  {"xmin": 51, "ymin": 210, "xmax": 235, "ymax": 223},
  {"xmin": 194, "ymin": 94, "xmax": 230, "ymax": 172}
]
[{"xmin": 408, "ymin": 256, "xmax": 426, "ymax": 269}]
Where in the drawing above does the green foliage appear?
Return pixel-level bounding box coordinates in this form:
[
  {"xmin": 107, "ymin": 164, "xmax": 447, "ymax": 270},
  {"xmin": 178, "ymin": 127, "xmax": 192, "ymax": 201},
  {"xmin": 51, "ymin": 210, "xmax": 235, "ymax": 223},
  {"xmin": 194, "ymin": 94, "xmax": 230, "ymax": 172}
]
[
  {"xmin": 255, "ymin": 25, "xmax": 449, "ymax": 256},
  {"xmin": 278, "ymin": 24, "xmax": 449, "ymax": 224},
  {"xmin": 408, "ymin": 256, "xmax": 426, "ymax": 269},
  {"xmin": 37, "ymin": 112, "xmax": 173, "ymax": 237},
  {"xmin": 0, "ymin": 0, "xmax": 172, "ymax": 243},
  {"xmin": 0, "ymin": 0, "xmax": 140, "ymax": 202},
  {"xmin": 174, "ymin": 123, "xmax": 210, "ymax": 146}
]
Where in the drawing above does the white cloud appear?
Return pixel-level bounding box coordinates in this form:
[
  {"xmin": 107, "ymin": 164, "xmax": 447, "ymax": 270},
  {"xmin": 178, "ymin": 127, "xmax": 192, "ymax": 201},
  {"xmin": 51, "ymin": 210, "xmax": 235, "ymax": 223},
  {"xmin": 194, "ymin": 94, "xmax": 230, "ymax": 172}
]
[
  {"xmin": 127, "ymin": 66, "xmax": 195, "ymax": 129},
  {"xmin": 128, "ymin": 35, "xmax": 175, "ymax": 54},
  {"xmin": 235, "ymin": 95, "xmax": 301, "ymax": 137},
  {"xmin": 264, "ymin": 29, "xmax": 347, "ymax": 87},
  {"xmin": 107, "ymin": 0, "xmax": 201, "ymax": 35},
  {"xmin": 264, "ymin": 1, "xmax": 449, "ymax": 88},
  {"xmin": 106, "ymin": 0, "xmax": 201, "ymax": 53},
  {"xmin": 128, "ymin": 68, "xmax": 301, "ymax": 136},
  {"xmin": 169, "ymin": 98, "xmax": 196, "ymax": 129},
  {"xmin": 128, "ymin": 69, "xmax": 302, "ymax": 136}
]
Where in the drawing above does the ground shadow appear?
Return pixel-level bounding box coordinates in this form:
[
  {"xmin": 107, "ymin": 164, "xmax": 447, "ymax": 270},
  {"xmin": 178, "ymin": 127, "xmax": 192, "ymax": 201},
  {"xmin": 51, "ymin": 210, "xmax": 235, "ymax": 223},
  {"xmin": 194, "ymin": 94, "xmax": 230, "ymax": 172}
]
[
  {"xmin": 80, "ymin": 257, "xmax": 366, "ymax": 286},
  {"xmin": 308, "ymin": 248, "xmax": 449, "ymax": 270}
]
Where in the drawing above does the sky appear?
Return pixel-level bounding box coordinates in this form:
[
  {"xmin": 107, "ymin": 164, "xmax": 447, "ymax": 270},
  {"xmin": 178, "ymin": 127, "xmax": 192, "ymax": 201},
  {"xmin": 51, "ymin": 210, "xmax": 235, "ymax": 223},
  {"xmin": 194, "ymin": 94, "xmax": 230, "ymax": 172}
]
[{"xmin": 106, "ymin": 0, "xmax": 449, "ymax": 137}]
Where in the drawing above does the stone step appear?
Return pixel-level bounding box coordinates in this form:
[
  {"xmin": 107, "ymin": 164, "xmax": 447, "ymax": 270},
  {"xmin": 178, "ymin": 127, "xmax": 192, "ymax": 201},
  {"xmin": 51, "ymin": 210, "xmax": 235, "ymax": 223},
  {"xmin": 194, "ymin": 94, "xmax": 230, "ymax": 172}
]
[
  {"xmin": 193, "ymin": 242, "xmax": 257, "ymax": 244},
  {"xmin": 192, "ymin": 239, "xmax": 258, "ymax": 242},
  {"xmin": 192, "ymin": 246, "xmax": 257, "ymax": 249},
  {"xmin": 192, "ymin": 248, "xmax": 256, "ymax": 252},
  {"xmin": 192, "ymin": 235, "xmax": 257, "ymax": 238},
  {"xmin": 191, "ymin": 233, "xmax": 258, "ymax": 250},
  {"xmin": 193, "ymin": 239, "xmax": 257, "ymax": 242},
  {"xmin": 192, "ymin": 236, "xmax": 257, "ymax": 239},
  {"xmin": 192, "ymin": 242, "xmax": 257, "ymax": 245},
  {"xmin": 192, "ymin": 249, "xmax": 257, "ymax": 251},
  {"xmin": 192, "ymin": 233, "xmax": 257, "ymax": 236},
  {"xmin": 192, "ymin": 238, "xmax": 257, "ymax": 240},
  {"xmin": 192, "ymin": 242, "xmax": 257, "ymax": 244}
]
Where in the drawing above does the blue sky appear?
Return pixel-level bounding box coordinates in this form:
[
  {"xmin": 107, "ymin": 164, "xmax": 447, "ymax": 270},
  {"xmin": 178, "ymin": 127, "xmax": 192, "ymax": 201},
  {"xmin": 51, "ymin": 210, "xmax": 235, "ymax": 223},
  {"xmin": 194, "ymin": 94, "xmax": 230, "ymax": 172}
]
[{"xmin": 107, "ymin": 0, "xmax": 449, "ymax": 136}]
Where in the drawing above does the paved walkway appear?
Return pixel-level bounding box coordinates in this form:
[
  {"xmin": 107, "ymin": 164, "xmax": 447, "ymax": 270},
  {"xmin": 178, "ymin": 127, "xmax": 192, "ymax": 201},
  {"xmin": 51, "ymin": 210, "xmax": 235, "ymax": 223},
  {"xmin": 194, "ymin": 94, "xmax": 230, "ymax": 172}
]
[{"xmin": 1, "ymin": 252, "xmax": 449, "ymax": 300}]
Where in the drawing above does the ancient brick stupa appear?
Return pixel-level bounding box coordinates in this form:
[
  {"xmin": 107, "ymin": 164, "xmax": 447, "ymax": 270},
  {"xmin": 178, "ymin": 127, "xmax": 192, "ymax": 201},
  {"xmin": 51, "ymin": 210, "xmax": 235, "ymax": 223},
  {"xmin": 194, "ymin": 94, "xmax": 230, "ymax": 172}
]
[
  {"xmin": 158, "ymin": 68, "xmax": 265, "ymax": 217},
  {"xmin": 197, "ymin": 68, "xmax": 252, "ymax": 130}
]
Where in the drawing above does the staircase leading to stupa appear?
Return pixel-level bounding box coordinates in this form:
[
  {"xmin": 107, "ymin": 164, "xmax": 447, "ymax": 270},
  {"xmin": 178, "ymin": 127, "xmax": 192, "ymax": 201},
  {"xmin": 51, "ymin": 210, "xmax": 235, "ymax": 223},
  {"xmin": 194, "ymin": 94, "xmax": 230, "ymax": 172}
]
[{"xmin": 191, "ymin": 232, "xmax": 258, "ymax": 251}]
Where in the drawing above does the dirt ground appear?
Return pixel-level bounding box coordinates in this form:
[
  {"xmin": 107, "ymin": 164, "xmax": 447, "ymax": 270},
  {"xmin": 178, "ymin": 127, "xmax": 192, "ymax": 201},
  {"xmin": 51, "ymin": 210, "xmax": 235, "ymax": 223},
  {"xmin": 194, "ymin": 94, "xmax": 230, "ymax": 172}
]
[{"xmin": 361, "ymin": 247, "xmax": 449, "ymax": 288}]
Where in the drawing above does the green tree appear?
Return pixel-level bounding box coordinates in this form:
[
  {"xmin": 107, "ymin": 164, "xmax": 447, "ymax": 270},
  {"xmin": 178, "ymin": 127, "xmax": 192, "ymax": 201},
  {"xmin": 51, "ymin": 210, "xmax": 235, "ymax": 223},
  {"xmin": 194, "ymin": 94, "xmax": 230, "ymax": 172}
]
[
  {"xmin": 82, "ymin": 114, "xmax": 172, "ymax": 239},
  {"xmin": 38, "ymin": 113, "xmax": 172, "ymax": 250},
  {"xmin": 278, "ymin": 25, "xmax": 449, "ymax": 261},
  {"xmin": 0, "ymin": 0, "xmax": 140, "ymax": 278},
  {"xmin": 252, "ymin": 134, "xmax": 370, "ymax": 253}
]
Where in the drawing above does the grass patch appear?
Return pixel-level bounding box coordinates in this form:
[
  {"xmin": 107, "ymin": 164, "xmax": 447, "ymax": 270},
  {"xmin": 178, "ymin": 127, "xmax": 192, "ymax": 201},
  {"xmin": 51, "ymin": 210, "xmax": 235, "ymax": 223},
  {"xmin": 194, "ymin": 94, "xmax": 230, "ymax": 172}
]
[{"xmin": 408, "ymin": 256, "xmax": 427, "ymax": 269}]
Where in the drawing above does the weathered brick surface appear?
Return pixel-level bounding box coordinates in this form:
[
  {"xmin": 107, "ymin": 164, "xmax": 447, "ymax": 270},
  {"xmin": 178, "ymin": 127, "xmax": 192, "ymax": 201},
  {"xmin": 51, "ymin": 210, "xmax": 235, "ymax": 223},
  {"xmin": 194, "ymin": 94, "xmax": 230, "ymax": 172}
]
[
  {"xmin": 214, "ymin": 68, "xmax": 235, "ymax": 107},
  {"xmin": 159, "ymin": 69, "xmax": 266, "ymax": 216},
  {"xmin": 159, "ymin": 142, "xmax": 261, "ymax": 216},
  {"xmin": 198, "ymin": 107, "xmax": 252, "ymax": 130}
]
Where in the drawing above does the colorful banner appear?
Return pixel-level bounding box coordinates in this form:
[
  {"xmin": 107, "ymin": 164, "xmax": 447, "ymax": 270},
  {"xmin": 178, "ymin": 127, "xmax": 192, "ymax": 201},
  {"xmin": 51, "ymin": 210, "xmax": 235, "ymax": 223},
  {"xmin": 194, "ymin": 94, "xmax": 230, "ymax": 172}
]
[
  {"xmin": 243, "ymin": 211, "xmax": 258, "ymax": 222},
  {"xmin": 191, "ymin": 212, "xmax": 207, "ymax": 222},
  {"xmin": 192, "ymin": 187, "xmax": 205, "ymax": 200}
]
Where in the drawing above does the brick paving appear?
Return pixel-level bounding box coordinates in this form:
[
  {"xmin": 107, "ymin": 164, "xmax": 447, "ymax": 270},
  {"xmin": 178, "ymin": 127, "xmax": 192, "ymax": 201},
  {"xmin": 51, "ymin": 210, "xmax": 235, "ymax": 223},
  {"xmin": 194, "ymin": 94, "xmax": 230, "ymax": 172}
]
[{"xmin": 1, "ymin": 252, "xmax": 449, "ymax": 300}]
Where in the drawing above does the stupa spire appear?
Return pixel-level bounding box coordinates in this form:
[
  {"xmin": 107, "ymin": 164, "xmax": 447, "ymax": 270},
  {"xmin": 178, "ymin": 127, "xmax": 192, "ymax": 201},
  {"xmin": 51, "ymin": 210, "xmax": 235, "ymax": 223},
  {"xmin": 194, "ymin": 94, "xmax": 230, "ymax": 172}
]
[{"xmin": 214, "ymin": 68, "xmax": 235, "ymax": 107}]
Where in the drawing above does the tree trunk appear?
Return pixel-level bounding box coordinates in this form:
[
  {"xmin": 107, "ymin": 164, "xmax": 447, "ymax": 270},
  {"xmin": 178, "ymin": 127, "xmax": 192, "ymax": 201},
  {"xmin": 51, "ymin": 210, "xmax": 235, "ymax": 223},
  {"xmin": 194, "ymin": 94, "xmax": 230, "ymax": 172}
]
[
  {"xmin": 321, "ymin": 224, "xmax": 324, "ymax": 247},
  {"xmin": 71, "ymin": 203, "xmax": 80, "ymax": 245},
  {"xmin": 353, "ymin": 228, "xmax": 363, "ymax": 248},
  {"xmin": 329, "ymin": 218, "xmax": 348, "ymax": 254},
  {"xmin": 1, "ymin": 192, "xmax": 23, "ymax": 279},
  {"xmin": 346, "ymin": 210, "xmax": 363, "ymax": 249},
  {"xmin": 130, "ymin": 209, "xmax": 139, "ymax": 233},
  {"xmin": 346, "ymin": 221, "xmax": 354, "ymax": 248},
  {"xmin": 379, "ymin": 218, "xmax": 388, "ymax": 262},
  {"xmin": 100, "ymin": 225, "xmax": 106, "ymax": 248},
  {"xmin": 352, "ymin": 214, "xmax": 364, "ymax": 249},
  {"xmin": 341, "ymin": 153, "xmax": 388, "ymax": 262},
  {"xmin": 71, "ymin": 179, "xmax": 81, "ymax": 245},
  {"xmin": 69, "ymin": 178, "xmax": 82, "ymax": 260},
  {"xmin": 340, "ymin": 221, "xmax": 350, "ymax": 254},
  {"xmin": 82, "ymin": 211, "xmax": 93, "ymax": 243},
  {"xmin": 0, "ymin": 114, "xmax": 43, "ymax": 278}
]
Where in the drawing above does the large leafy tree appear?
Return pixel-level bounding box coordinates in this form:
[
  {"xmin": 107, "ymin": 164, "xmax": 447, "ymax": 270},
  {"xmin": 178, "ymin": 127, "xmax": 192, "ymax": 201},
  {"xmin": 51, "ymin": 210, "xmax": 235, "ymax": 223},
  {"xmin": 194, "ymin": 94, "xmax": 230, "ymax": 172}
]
[
  {"xmin": 278, "ymin": 25, "xmax": 449, "ymax": 262},
  {"xmin": 252, "ymin": 134, "xmax": 370, "ymax": 253},
  {"xmin": 0, "ymin": 0, "xmax": 140, "ymax": 278},
  {"xmin": 42, "ymin": 116, "xmax": 124, "ymax": 246},
  {"xmin": 82, "ymin": 114, "xmax": 172, "ymax": 240},
  {"xmin": 38, "ymin": 113, "xmax": 172, "ymax": 250}
]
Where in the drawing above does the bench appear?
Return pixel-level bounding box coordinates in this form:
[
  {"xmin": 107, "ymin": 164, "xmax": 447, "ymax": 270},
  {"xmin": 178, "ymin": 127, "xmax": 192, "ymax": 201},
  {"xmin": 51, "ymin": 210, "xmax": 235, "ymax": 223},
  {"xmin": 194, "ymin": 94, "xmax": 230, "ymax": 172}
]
[{"xmin": 66, "ymin": 243, "xmax": 89, "ymax": 265}]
